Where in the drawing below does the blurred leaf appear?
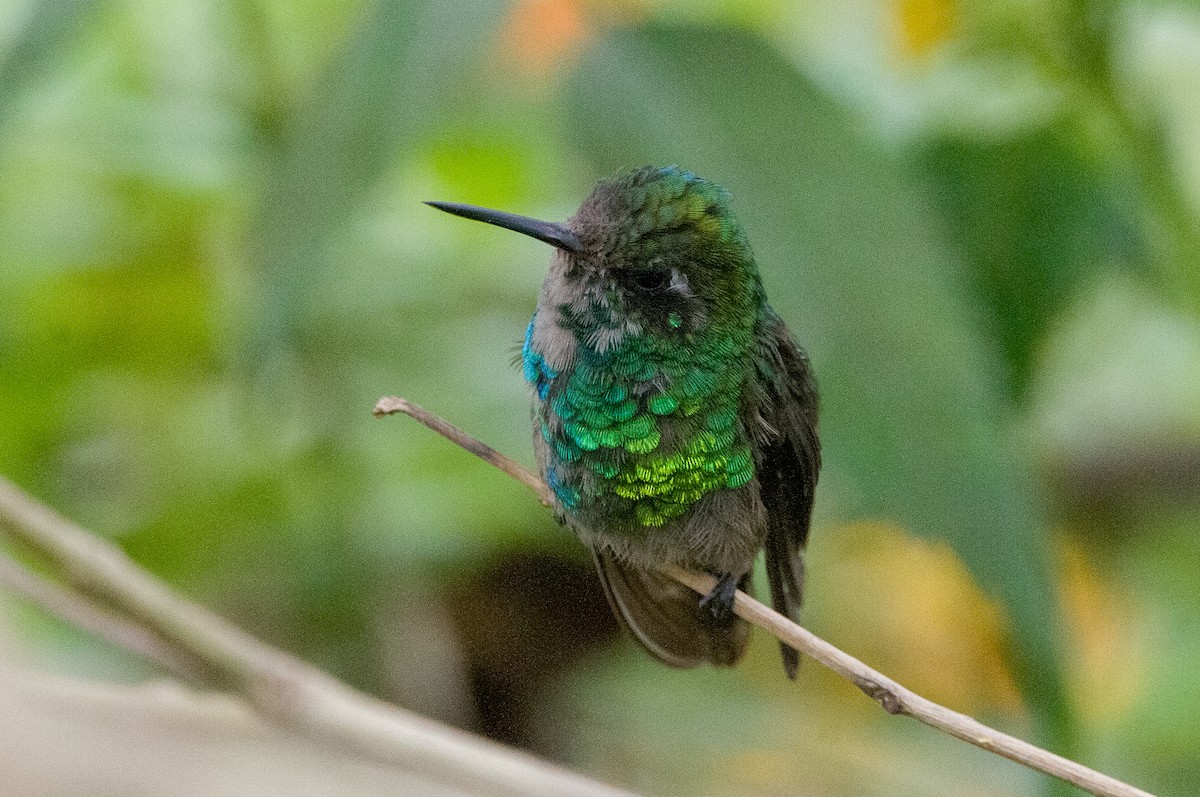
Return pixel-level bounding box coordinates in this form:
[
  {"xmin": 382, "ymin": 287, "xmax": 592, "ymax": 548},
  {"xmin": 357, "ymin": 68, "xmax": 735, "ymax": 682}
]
[
  {"xmin": 566, "ymin": 23, "xmax": 1074, "ymax": 755},
  {"xmin": 0, "ymin": 0, "xmax": 106, "ymax": 138},
  {"xmin": 247, "ymin": 0, "xmax": 502, "ymax": 373},
  {"xmin": 917, "ymin": 123, "xmax": 1140, "ymax": 398},
  {"xmin": 1112, "ymin": 509, "xmax": 1200, "ymax": 796},
  {"xmin": 225, "ymin": 0, "xmax": 506, "ymax": 691},
  {"xmin": 1027, "ymin": 272, "xmax": 1200, "ymax": 514}
]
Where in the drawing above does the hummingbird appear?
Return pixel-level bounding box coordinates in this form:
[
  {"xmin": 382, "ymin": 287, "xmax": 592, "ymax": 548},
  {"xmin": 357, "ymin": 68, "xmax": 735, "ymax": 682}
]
[{"xmin": 428, "ymin": 166, "xmax": 820, "ymax": 677}]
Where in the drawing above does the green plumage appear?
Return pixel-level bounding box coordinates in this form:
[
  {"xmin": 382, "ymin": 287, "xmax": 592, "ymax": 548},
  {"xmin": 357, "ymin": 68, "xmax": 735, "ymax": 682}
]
[
  {"xmin": 525, "ymin": 167, "xmax": 764, "ymax": 532},
  {"xmin": 536, "ymin": 321, "xmax": 756, "ymax": 528},
  {"xmin": 430, "ymin": 165, "xmax": 821, "ymax": 678}
]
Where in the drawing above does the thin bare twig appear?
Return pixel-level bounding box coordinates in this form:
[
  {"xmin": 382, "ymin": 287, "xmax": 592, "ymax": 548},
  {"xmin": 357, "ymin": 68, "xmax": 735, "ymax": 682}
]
[
  {"xmin": 377, "ymin": 395, "xmax": 1156, "ymax": 797},
  {"xmin": 0, "ymin": 475, "xmax": 636, "ymax": 797},
  {"xmin": 666, "ymin": 566, "xmax": 1153, "ymax": 797},
  {"xmin": 374, "ymin": 396, "xmax": 551, "ymax": 505}
]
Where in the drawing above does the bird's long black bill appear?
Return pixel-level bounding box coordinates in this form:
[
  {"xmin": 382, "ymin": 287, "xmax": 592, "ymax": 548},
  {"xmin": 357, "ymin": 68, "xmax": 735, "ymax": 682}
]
[{"xmin": 425, "ymin": 201, "xmax": 582, "ymax": 253}]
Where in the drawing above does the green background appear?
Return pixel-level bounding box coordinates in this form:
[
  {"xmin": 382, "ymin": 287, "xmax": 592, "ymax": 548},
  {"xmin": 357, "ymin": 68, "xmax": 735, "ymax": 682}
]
[{"xmin": 2, "ymin": 0, "xmax": 1198, "ymax": 794}]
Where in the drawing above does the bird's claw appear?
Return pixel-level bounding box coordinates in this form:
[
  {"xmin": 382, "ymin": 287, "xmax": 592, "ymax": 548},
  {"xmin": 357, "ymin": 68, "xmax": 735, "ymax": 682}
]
[{"xmin": 698, "ymin": 572, "xmax": 738, "ymax": 621}]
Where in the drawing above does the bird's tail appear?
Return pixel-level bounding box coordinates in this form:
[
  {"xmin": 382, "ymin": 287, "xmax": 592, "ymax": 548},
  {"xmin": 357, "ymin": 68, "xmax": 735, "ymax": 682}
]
[
  {"xmin": 592, "ymin": 549, "xmax": 749, "ymax": 669},
  {"xmin": 765, "ymin": 526, "xmax": 805, "ymax": 678}
]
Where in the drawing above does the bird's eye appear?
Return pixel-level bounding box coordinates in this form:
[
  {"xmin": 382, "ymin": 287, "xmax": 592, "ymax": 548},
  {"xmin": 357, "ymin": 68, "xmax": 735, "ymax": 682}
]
[{"xmin": 628, "ymin": 269, "xmax": 671, "ymax": 292}]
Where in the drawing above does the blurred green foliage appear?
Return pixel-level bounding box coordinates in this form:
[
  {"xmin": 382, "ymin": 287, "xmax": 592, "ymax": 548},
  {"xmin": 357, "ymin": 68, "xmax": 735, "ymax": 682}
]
[{"xmin": 2, "ymin": 0, "xmax": 1200, "ymax": 795}]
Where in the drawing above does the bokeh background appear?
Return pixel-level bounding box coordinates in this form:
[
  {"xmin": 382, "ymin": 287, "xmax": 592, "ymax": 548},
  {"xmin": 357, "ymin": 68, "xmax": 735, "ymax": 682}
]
[{"xmin": 2, "ymin": 0, "xmax": 1199, "ymax": 794}]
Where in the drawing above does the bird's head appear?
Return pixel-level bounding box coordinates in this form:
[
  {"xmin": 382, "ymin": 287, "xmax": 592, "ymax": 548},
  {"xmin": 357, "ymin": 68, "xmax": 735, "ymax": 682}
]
[{"xmin": 428, "ymin": 166, "xmax": 760, "ymax": 337}]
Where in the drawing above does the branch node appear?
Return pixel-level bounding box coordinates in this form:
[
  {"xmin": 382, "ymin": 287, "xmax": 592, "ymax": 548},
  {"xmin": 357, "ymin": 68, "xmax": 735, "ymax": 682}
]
[{"xmin": 859, "ymin": 679, "xmax": 906, "ymax": 715}]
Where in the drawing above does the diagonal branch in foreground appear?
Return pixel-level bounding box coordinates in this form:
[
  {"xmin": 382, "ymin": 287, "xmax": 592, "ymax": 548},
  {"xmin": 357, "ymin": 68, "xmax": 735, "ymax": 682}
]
[
  {"xmin": 374, "ymin": 395, "xmax": 1155, "ymax": 797},
  {"xmin": 0, "ymin": 550, "xmax": 206, "ymax": 680},
  {"xmin": 0, "ymin": 475, "xmax": 638, "ymax": 797}
]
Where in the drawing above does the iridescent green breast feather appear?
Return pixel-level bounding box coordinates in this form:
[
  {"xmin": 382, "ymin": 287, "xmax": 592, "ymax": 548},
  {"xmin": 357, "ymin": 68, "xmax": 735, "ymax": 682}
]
[{"xmin": 525, "ymin": 312, "xmax": 758, "ymax": 529}]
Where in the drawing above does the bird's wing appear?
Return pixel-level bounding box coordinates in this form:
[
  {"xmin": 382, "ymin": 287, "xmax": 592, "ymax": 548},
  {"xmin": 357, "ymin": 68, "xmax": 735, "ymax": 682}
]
[{"xmin": 756, "ymin": 315, "xmax": 820, "ymax": 678}]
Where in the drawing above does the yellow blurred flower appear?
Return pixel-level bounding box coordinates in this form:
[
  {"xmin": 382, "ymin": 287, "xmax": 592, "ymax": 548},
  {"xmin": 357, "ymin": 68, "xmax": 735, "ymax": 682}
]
[
  {"xmin": 817, "ymin": 521, "xmax": 1024, "ymax": 716},
  {"xmin": 893, "ymin": 0, "xmax": 958, "ymax": 61},
  {"xmin": 1057, "ymin": 539, "xmax": 1151, "ymax": 728}
]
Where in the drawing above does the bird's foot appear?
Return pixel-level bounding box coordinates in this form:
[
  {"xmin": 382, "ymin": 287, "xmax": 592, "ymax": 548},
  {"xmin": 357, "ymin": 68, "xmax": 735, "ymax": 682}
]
[{"xmin": 698, "ymin": 572, "xmax": 738, "ymax": 621}]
